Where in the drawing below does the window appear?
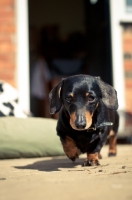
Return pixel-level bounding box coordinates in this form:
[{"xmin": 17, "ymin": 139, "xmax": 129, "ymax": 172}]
[{"xmin": 126, "ymin": 0, "xmax": 132, "ymax": 12}]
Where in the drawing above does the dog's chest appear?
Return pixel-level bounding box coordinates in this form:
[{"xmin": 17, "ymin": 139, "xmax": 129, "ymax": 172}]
[{"xmin": 73, "ymin": 131, "xmax": 100, "ymax": 153}]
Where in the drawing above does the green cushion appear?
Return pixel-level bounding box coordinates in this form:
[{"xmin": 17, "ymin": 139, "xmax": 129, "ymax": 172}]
[{"xmin": 0, "ymin": 117, "xmax": 64, "ymax": 159}]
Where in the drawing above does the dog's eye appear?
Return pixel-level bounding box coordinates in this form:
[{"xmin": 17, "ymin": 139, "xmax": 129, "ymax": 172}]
[
  {"xmin": 88, "ymin": 95, "xmax": 95, "ymax": 102},
  {"xmin": 65, "ymin": 97, "xmax": 72, "ymax": 103}
]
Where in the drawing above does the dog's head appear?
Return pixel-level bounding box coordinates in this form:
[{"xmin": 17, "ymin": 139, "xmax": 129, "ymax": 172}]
[{"xmin": 49, "ymin": 75, "xmax": 118, "ymax": 131}]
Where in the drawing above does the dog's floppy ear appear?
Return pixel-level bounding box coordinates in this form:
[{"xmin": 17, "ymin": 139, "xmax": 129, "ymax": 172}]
[
  {"xmin": 96, "ymin": 77, "xmax": 118, "ymax": 110},
  {"xmin": 49, "ymin": 82, "xmax": 63, "ymax": 114}
]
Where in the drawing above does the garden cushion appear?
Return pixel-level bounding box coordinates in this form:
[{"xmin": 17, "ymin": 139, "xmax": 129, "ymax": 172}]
[{"xmin": 0, "ymin": 117, "xmax": 64, "ymax": 159}]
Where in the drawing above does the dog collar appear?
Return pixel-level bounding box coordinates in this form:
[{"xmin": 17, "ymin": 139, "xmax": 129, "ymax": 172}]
[
  {"xmin": 87, "ymin": 122, "xmax": 113, "ymax": 144},
  {"xmin": 87, "ymin": 122, "xmax": 113, "ymax": 132}
]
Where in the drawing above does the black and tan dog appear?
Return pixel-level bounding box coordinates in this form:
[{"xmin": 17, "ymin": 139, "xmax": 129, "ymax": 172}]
[{"xmin": 49, "ymin": 75, "xmax": 119, "ymax": 166}]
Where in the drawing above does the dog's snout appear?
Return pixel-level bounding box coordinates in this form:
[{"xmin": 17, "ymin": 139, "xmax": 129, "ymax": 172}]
[
  {"xmin": 76, "ymin": 122, "xmax": 86, "ymax": 129},
  {"xmin": 75, "ymin": 115, "xmax": 86, "ymax": 129}
]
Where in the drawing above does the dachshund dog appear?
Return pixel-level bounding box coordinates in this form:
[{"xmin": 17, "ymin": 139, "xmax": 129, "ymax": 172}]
[{"xmin": 49, "ymin": 75, "xmax": 119, "ymax": 166}]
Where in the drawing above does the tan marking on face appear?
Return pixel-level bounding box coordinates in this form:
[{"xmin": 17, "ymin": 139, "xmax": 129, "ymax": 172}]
[
  {"xmin": 85, "ymin": 111, "xmax": 93, "ymax": 129},
  {"xmin": 70, "ymin": 112, "xmax": 77, "ymax": 130},
  {"xmin": 84, "ymin": 103, "xmax": 98, "ymax": 130},
  {"xmin": 86, "ymin": 92, "xmax": 89, "ymax": 97},
  {"xmin": 70, "ymin": 111, "xmax": 93, "ymax": 130},
  {"xmin": 70, "ymin": 93, "xmax": 74, "ymax": 97}
]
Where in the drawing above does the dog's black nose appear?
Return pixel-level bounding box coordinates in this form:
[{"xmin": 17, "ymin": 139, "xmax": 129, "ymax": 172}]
[
  {"xmin": 76, "ymin": 123, "xmax": 86, "ymax": 129},
  {"xmin": 75, "ymin": 115, "xmax": 86, "ymax": 129}
]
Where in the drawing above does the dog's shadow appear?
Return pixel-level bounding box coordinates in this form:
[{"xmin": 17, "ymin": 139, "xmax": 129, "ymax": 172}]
[{"xmin": 14, "ymin": 157, "xmax": 85, "ymax": 172}]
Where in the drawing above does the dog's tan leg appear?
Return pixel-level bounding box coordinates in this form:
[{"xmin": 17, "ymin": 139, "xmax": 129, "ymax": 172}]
[
  {"xmin": 82, "ymin": 152, "xmax": 100, "ymax": 166},
  {"xmin": 98, "ymin": 151, "xmax": 102, "ymax": 159},
  {"xmin": 61, "ymin": 136, "xmax": 80, "ymax": 162},
  {"xmin": 108, "ymin": 130, "xmax": 117, "ymax": 156}
]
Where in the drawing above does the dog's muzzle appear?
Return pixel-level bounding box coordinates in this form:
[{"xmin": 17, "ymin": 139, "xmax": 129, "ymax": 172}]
[{"xmin": 75, "ymin": 115, "xmax": 86, "ymax": 129}]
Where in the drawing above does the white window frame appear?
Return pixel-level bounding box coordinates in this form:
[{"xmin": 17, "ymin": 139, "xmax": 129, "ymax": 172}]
[{"xmin": 15, "ymin": 0, "xmax": 30, "ymax": 112}]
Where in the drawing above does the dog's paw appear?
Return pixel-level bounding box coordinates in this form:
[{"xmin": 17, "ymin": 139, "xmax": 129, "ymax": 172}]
[
  {"xmin": 66, "ymin": 147, "xmax": 80, "ymax": 162},
  {"xmin": 61, "ymin": 136, "xmax": 80, "ymax": 162},
  {"xmin": 108, "ymin": 152, "xmax": 116, "ymax": 157},
  {"xmin": 82, "ymin": 152, "xmax": 100, "ymax": 166},
  {"xmin": 82, "ymin": 159, "xmax": 100, "ymax": 167}
]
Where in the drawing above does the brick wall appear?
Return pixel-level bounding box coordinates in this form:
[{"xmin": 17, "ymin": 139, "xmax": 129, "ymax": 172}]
[
  {"xmin": 122, "ymin": 24, "xmax": 132, "ymax": 113},
  {"xmin": 0, "ymin": 0, "xmax": 16, "ymax": 87}
]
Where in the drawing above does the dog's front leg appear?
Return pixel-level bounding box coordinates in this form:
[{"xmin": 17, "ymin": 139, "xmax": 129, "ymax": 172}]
[
  {"xmin": 82, "ymin": 152, "xmax": 100, "ymax": 166},
  {"xmin": 61, "ymin": 136, "xmax": 80, "ymax": 162},
  {"xmin": 108, "ymin": 130, "xmax": 117, "ymax": 156}
]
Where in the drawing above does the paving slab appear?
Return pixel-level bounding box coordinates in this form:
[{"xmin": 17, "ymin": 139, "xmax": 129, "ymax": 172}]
[{"xmin": 0, "ymin": 145, "xmax": 132, "ymax": 200}]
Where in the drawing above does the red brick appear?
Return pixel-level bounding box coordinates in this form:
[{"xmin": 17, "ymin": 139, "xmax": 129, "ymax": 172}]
[
  {"xmin": 0, "ymin": 0, "xmax": 16, "ymax": 87},
  {"xmin": 0, "ymin": 16, "xmax": 15, "ymax": 23},
  {"xmin": 123, "ymin": 44, "xmax": 132, "ymax": 51},
  {"xmin": 0, "ymin": 42, "xmax": 16, "ymax": 53},
  {"xmin": 0, "ymin": 53, "xmax": 14, "ymax": 61},
  {"xmin": 8, "ymin": 80, "xmax": 16, "ymax": 88},
  {"xmin": 0, "ymin": 7, "xmax": 14, "ymax": 14},
  {"xmin": 0, "ymin": 18, "xmax": 14, "ymax": 24},
  {"xmin": 123, "ymin": 32, "xmax": 132, "ymax": 39},
  {"xmin": 124, "ymin": 62, "xmax": 132, "ymax": 70},
  {"xmin": 125, "ymin": 80, "xmax": 132, "ymax": 88},
  {"xmin": 125, "ymin": 89, "xmax": 132, "ymax": 113},
  {"xmin": 0, "ymin": 37, "xmax": 12, "ymax": 44},
  {"xmin": 0, "ymin": 24, "xmax": 15, "ymax": 33},
  {"xmin": 0, "ymin": 0, "xmax": 14, "ymax": 6},
  {"xmin": 0, "ymin": 71, "xmax": 14, "ymax": 80},
  {"xmin": 0, "ymin": 61, "xmax": 15, "ymax": 68}
]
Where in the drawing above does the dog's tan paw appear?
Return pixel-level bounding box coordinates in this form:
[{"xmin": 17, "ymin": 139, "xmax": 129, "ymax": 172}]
[
  {"xmin": 82, "ymin": 152, "xmax": 100, "ymax": 166},
  {"xmin": 82, "ymin": 159, "xmax": 100, "ymax": 166},
  {"xmin": 66, "ymin": 146, "xmax": 80, "ymax": 162}
]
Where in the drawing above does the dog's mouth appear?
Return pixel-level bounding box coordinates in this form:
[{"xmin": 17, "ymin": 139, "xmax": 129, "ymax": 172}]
[{"xmin": 70, "ymin": 124, "xmax": 92, "ymax": 131}]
